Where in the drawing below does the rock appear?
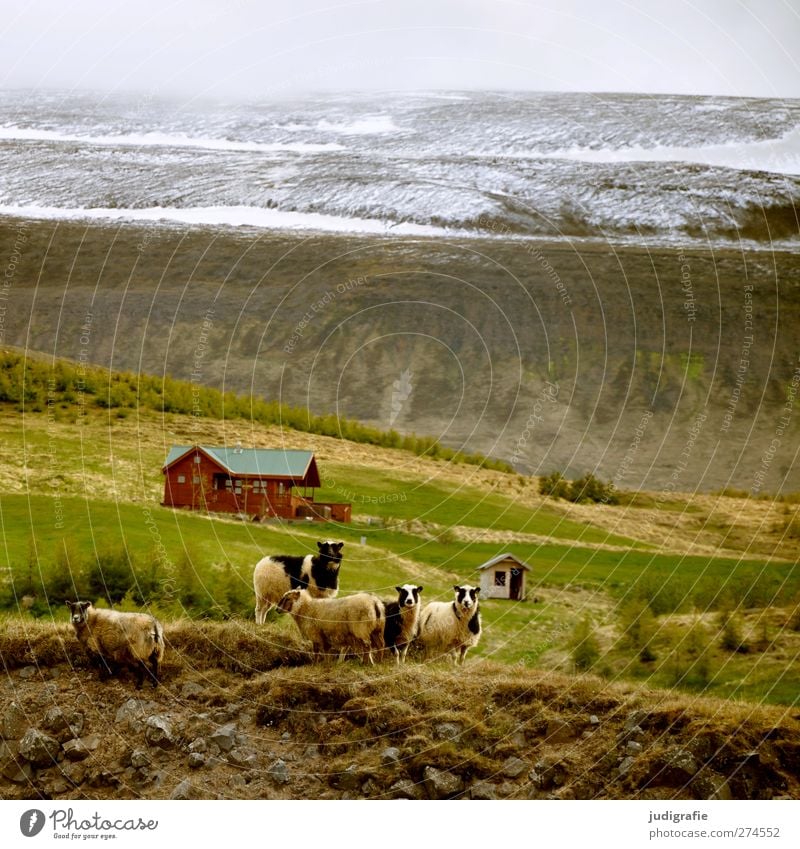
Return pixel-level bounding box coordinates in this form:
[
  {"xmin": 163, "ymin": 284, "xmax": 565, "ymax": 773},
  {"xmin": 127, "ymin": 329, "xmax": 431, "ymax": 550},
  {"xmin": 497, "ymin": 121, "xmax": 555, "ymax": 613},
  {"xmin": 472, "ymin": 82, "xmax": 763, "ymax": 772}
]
[
  {"xmin": 433, "ymin": 722, "xmax": 462, "ymax": 741},
  {"xmin": 209, "ymin": 723, "xmax": 237, "ymax": 753},
  {"xmin": 626, "ymin": 741, "xmax": 643, "ymax": 754},
  {"xmin": 388, "ymin": 779, "xmax": 424, "ymax": 800},
  {"xmin": 618, "ymin": 756, "xmax": 635, "ymax": 778},
  {"xmin": 19, "ymin": 728, "xmax": 60, "ymax": 767},
  {"xmin": 644, "ymin": 749, "xmax": 699, "ymax": 787},
  {"xmin": 18, "ymin": 665, "xmax": 37, "ymax": 680},
  {"xmin": 170, "ymin": 779, "xmax": 192, "ymax": 800},
  {"xmin": 268, "ymin": 759, "xmax": 290, "ymax": 785},
  {"xmin": 228, "ymin": 748, "xmax": 257, "ymax": 768},
  {"xmin": 43, "ymin": 708, "xmax": 84, "ymax": 742},
  {"xmin": 130, "ymin": 750, "xmax": 150, "ymax": 770},
  {"xmin": 530, "ymin": 758, "xmax": 567, "ymax": 790},
  {"xmin": 470, "ymin": 780, "xmax": 499, "ymax": 800},
  {"xmin": 423, "ymin": 766, "xmax": 464, "ymax": 799},
  {"xmin": 381, "ymin": 747, "xmax": 401, "ymax": 766},
  {"xmin": 618, "ymin": 725, "xmax": 644, "ymax": 744},
  {"xmin": 502, "ymin": 756, "xmax": 529, "ymax": 779},
  {"xmin": 36, "ymin": 683, "xmax": 60, "ymax": 706},
  {"xmin": 45, "ymin": 776, "xmax": 70, "ymax": 795},
  {"xmin": 180, "ymin": 682, "xmax": 205, "ymax": 699},
  {"xmin": 624, "ymin": 709, "xmax": 649, "ymax": 731},
  {"xmin": 2, "ymin": 702, "xmax": 28, "ymax": 740},
  {"xmin": 115, "ymin": 698, "xmax": 158, "ymax": 729},
  {"xmin": 188, "ymin": 753, "xmax": 205, "ymax": 769},
  {"xmin": 333, "ymin": 765, "xmax": 361, "ymax": 791},
  {"xmin": 691, "ymin": 770, "xmax": 733, "ymax": 800},
  {"xmin": 188, "ymin": 738, "xmax": 208, "ymax": 754},
  {"xmin": 589, "ymin": 714, "xmax": 600, "ymax": 726},
  {"xmin": 510, "ymin": 730, "xmax": 527, "ymax": 747},
  {"xmin": 62, "ymin": 735, "xmax": 100, "ymax": 762},
  {"xmin": 60, "ymin": 762, "xmax": 87, "ymax": 787},
  {"xmin": 145, "ymin": 716, "xmax": 174, "ymax": 749},
  {"xmin": 1, "ymin": 757, "xmax": 34, "ymax": 784}
]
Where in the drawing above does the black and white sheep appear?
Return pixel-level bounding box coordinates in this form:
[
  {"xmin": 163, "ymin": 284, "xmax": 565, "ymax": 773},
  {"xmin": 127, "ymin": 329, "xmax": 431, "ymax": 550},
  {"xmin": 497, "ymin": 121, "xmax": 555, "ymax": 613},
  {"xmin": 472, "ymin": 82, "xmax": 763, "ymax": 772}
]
[
  {"xmin": 383, "ymin": 584, "xmax": 423, "ymax": 664},
  {"xmin": 253, "ymin": 540, "xmax": 344, "ymax": 624},
  {"xmin": 416, "ymin": 585, "xmax": 481, "ymax": 664},
  {"xmin": 65, "ymin": 600, "xmax": 165, "ymax": 688},
  {"xmin": 276, "ymin": 588, "xmax": 385, "ymax": 664}
]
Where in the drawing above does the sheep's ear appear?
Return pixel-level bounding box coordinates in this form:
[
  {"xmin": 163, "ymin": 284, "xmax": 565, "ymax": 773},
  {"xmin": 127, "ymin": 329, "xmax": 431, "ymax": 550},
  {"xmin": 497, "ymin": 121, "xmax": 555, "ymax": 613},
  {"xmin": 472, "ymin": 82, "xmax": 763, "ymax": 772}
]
[
  {"xmin": 395, "ymin": 586, "xmax": 402, "ymax": 593},
  {"xmin": 474, "ymin": 588, "xmax": 481, "ymax": 596},
  {"xmin": 453, "ymin": 585, "xmax": 461, "ymax": 592},
  {"xmin": 64, "ymin": 600, "xmax": 73, "ymax": 609},
  {"xmin": 417, "ymin": 586, "xmax": 424, "ymax": 594},
  {"xmin": 334, "ymin": 542, "xmax": 344, "ymax": 552},
  {"xmin": 317, "ymin": 541, "xmax": 325, "ymax": 550}
]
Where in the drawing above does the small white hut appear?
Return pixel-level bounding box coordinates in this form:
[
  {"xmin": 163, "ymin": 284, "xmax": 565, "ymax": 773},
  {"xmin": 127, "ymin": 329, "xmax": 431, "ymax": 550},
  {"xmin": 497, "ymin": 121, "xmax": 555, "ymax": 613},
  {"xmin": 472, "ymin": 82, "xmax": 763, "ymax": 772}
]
[{"xmin": 478, "ymin": 553, "xmax": 531, "ymax": 601}]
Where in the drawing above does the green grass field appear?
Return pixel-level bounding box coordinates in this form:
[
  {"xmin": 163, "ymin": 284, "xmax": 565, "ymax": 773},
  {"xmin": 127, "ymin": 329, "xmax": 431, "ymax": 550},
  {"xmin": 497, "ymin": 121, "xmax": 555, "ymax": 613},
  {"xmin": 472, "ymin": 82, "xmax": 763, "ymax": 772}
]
[{"xmin": 1, "ymin": 389, "xmax": 799, "ymax": 705}]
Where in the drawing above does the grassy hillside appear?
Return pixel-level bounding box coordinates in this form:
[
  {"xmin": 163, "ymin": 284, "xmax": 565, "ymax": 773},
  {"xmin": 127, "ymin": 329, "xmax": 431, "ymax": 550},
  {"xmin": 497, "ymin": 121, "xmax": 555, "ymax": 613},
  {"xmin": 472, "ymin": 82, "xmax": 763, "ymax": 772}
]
[
  {"xmin": 1, "ymin": 617, "xmax": 799, "ymax": 800},
  {"xmin": 1, "ymin": 359, "xmax": 799, "ymax": 707}
]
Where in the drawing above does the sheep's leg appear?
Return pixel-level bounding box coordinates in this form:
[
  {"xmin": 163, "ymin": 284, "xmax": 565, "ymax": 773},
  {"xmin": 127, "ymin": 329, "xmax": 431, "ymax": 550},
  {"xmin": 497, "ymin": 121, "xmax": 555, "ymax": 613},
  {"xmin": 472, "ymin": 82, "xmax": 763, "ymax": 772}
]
[
  {"xmin": 149, "ymin": 652, "xmax": 160, "ymax": 688},
  {"xmin": 135, "ymin": 662, "xmax": 146, "ymax": 690}
]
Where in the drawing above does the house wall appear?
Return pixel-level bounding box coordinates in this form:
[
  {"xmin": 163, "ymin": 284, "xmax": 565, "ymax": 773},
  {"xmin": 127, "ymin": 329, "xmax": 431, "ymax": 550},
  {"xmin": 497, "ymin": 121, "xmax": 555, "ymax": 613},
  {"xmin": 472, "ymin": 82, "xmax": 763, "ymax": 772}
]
[
  {"xmin": 479, "ymin": 558, "xmax": 528, "ymax": 600},
  {"xmin": 162, "ymin": 451, "xmax": 351, "ymax": 521}
]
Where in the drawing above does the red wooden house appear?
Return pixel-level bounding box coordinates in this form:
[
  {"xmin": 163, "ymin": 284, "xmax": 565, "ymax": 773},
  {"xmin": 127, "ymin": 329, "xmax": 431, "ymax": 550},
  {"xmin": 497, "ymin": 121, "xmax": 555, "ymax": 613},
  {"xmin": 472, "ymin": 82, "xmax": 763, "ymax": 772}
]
[{"xmin": 161, "ymin": 444, "xmax": 351, "ymax": 522}]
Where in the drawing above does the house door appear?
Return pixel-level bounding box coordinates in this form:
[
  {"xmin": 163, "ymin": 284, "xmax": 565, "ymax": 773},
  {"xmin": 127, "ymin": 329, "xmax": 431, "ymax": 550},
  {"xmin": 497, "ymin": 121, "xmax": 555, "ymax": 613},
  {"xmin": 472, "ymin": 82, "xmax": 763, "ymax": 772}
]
[{"xmin": 510, "ymin": 568, "xmax": 523, "ymax": 600}]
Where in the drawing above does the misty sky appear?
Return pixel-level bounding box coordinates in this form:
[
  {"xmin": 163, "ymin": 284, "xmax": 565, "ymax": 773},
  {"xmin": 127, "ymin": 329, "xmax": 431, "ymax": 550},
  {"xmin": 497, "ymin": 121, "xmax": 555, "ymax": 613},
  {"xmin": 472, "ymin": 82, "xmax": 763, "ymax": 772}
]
[{"xmin": 1, "ymin": 0, "xmax": 798, "ymax": 98}]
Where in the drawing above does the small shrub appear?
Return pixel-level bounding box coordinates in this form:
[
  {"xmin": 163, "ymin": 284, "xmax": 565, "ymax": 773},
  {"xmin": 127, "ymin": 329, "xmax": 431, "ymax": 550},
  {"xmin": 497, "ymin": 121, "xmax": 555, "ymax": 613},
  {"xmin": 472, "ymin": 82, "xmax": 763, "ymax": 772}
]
[
  {"xmin": 539, "ymin": 471, "xmax": 570, "ymax": 499},
  {"xmin": 718, "ymin": 609, "xmax": 749, "ymax": 654},
  {"xmin": 569, "ymin": 616, "xmax": 600, "ymax": 672}
]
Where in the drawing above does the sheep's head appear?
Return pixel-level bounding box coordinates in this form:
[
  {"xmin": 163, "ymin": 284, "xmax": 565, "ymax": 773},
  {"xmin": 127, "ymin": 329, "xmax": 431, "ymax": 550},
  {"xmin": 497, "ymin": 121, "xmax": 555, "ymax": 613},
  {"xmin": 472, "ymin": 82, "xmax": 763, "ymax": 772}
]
[
  {"xmin": 317, "ymin": 540, "xmax": 344, "ymax": 570},
  {"xmin": 395, "ymin": 585, "xmax": 423, "ymax": 607},
  {"xmin": 453, "ymin": 585, "xmax": 479, "ymax": 613},
  {"xmin": 65, "ymin": 600, "xmax": 92, "ymax": 626},
  {"xmin": 276, "ymin": 589, "xmax": 302, "ymax": 615}
]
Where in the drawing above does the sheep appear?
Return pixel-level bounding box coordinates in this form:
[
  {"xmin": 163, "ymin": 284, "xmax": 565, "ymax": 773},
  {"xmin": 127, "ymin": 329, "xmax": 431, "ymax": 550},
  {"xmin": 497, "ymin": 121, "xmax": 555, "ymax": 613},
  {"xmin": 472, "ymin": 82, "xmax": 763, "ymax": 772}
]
[
  {"xmin": 382, "ymin": 584, "xmax": 423, "ymax": 664},
  {"xmin": 416, "ymin": 585, "xmax": 481, "ymax": 664},
  {"xmin": 276, "ymin": 588, "xmax": 385, "ymax": 664},
  {"xmin": 254, "ymin": 540, "xmax": 344, "ymax": 624},
  {"xmin": 65, "ymin": 600, "xmax": 165, "ymax": 688}
]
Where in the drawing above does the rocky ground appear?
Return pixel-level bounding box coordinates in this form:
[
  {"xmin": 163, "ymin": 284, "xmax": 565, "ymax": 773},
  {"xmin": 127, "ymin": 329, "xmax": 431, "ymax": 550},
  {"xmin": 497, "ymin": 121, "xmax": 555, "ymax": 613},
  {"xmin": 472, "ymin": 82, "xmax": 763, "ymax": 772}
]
[{"xmin": 1, "ymin": 619, "xmax": 799, "ymax": 801}]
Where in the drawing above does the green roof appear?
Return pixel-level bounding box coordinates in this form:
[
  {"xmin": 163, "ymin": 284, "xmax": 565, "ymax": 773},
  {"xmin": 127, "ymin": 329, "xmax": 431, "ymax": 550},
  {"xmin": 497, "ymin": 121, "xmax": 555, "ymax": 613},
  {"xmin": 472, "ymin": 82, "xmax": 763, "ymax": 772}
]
[{"xmin": 163, "ymin": 445, "xmax": 319, "ymax": 484}]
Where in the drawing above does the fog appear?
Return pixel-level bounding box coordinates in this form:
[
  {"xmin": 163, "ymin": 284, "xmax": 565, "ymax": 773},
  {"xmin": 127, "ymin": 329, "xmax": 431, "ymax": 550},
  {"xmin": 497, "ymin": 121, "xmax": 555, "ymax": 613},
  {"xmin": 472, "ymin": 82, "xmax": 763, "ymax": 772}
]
[{"xmin": 1, "ymin": 0, "xmax": 798, "ymax": 97}]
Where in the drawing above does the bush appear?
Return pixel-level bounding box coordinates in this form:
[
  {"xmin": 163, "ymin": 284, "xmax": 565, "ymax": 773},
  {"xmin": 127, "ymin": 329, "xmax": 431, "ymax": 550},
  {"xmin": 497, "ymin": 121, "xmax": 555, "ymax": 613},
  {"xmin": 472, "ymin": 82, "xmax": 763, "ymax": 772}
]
[
  {"xmin": 718, "ymin": 609, "xmax": 749, "ymax": 653},
  {"xmin": 568, "ymin": 473, "xmax": 618, "ymax": 505},
  {"xmin": 569, "ymin": 616, "xmax": 600, "ymax": 671},
  {"xmin": 539, "ymin": 471, "xmax": 570, "ymax": 499},
  {"xmin": 618, "ymin": 598, "xmax": 659, "ymax": 662}
]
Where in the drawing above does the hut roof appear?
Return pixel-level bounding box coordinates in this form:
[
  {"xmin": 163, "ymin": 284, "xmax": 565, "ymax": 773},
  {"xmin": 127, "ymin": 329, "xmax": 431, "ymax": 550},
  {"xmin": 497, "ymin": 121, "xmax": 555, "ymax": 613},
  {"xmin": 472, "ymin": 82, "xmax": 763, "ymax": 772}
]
[
  {"xmin": 162, "ymin": 445, "xmax": 320, "ymax": 486},
  {"xmin": 477, "ymin": 553, "xmax": 532, "ymax": 571}
]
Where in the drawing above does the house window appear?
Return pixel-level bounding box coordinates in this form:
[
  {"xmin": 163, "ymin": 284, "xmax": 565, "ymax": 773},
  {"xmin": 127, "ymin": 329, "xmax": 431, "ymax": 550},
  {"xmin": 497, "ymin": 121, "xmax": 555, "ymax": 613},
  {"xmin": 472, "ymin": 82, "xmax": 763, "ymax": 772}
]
[
  {"xmin": 252, "ymin": 480, "xmax": 267, "ymax": 494},
  {"xmin": 233, "ymin": 479, "xmax": 242, "ymax": 494},
  {"xmin": 494, "ymin": 571, "xmax": 507, "ymax": 587},
  {"xmin": 213, "ymin": 474, "xmax": 229, "ymax": 491},
  {"xmin": 192, "ymin": 475, "xmax": 201, "ymax": 485},
  {"xmin": 278, "ymin": 482, "xmax": 285, "ymax": 496},
  {"xmin": 177, "ymin": 474, "xmax": 186, "ymax": 484},
  {"xmin": 194, "ymin": 456, "xmax": 201, "ymax": 464}
]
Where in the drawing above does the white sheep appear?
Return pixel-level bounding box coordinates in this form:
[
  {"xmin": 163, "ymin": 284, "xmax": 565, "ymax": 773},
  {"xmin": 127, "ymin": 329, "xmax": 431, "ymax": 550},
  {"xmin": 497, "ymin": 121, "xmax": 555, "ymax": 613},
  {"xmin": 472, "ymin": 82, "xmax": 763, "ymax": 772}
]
[
  {"xmin": 416, "ymin": 585, "xmax": 482, "ymax": 664},
  {"xmin": 383, "ymin": 584, "xmax": 423, "ymax": 664},
  {"xmin": 276, "ymin": 588, "xmax": 385, "ymax": 664},
  {"xmin": 253, "ymin": 540, "xmax": 343, "ymax": 624},
  {"xmin": 65, "ymin": 600, "xmax": 165, "ymax": 688}
]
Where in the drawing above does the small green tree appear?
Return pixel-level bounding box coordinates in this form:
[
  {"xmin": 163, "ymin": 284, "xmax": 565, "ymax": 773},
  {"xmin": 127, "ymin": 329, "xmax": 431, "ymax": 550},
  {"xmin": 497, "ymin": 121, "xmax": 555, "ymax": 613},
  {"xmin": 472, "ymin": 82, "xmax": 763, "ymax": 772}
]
[
  {"xmin": 570, "ymin": 616, "xmax": 600, "ymax": 671},
  {"xmin": 618, "ymin": 597, "xmax": 659, "ymax": 662},
  {"xmin": 539, "ymin": 471, "xmax": 570, "ymax": 499}
]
